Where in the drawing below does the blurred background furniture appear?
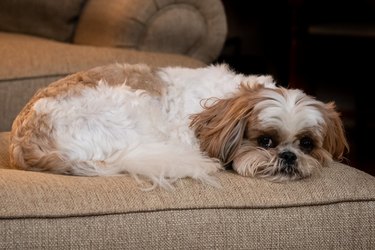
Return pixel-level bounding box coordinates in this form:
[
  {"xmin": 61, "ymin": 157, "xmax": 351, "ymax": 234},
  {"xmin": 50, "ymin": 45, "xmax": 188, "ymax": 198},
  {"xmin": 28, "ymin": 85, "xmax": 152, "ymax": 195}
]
[
  {"xmin": 0, "ymin": 0, "xmax": 226, "ymax": 132},
  {"xmin": 0, "ymin": 0, "xmax": 374, "ymax": 249}
]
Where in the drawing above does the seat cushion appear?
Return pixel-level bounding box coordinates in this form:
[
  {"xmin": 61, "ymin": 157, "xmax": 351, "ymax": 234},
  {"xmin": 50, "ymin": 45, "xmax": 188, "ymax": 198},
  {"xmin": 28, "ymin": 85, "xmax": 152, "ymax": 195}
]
[{"xmin": 0, "ymin": 131, "xmax": 374, "ymax": 248}]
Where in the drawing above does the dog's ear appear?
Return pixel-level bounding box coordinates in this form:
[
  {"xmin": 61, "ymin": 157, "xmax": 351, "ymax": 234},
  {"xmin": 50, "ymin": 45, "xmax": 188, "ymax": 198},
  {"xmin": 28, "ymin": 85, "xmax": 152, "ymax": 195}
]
[
  {"xmin": 322, "ymin": 102, "xmax": 349, "ymax": 160},
  {"xmin": 190, "ymin": 84, "xmax": 261, "ymax": 164}
]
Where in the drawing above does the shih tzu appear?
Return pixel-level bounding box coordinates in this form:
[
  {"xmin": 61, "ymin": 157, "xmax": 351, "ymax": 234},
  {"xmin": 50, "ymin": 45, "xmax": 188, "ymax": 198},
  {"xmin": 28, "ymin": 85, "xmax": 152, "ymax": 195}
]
[{"xmin": 10, "ymin": 63, "xmax": 348, "ymax": 188}]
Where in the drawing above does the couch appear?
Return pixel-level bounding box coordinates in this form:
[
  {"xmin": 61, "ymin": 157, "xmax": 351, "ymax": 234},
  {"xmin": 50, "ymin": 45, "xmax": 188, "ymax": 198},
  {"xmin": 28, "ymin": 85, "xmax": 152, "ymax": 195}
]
[
  {"xmin": 0, "ymin": 0, "xmax": 227, "ymax": 131},
  {"xmin": 0, "ymin": 0, "xmax": 374, "ymax": 249}
]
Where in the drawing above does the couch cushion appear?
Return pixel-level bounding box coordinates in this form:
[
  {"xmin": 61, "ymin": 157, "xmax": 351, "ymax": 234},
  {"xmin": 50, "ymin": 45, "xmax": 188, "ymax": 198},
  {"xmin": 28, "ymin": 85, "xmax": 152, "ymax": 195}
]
[
  {"xmin": 0, "ymin": 32, "xmax": 205, "ymax": 131},
  {"xmin": 1, "ymin": 160, "xmax": 374, "ymax": 218},
  {"xmin": 0, "ymin": 131, "xmax": 374, "ymax": 248},
  {"xmin": 0, "ymin": 0, "xmax": 87, "ymax": 42}
]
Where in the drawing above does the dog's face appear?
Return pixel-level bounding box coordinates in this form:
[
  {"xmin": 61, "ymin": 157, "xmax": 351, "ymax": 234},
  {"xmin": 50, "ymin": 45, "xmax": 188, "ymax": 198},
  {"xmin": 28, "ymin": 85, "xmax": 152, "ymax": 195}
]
[{"xmin": 190, "ymin": 83, "xmax": 349, "ymax": 182}]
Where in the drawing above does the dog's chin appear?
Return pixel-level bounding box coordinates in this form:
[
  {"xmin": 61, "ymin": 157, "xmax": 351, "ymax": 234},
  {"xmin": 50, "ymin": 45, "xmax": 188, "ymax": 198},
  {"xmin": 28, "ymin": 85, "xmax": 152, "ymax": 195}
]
[{"xmin": 232, "ymin": 150, "xmax": 321, "ymax": 182}]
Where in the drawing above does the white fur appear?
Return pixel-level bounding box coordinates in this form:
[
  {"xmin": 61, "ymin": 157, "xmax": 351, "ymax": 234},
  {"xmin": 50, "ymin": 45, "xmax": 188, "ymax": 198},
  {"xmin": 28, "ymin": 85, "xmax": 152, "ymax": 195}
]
[{"xmin": 255, "ymin": 88, "xmax": 325, "ymax": 135}]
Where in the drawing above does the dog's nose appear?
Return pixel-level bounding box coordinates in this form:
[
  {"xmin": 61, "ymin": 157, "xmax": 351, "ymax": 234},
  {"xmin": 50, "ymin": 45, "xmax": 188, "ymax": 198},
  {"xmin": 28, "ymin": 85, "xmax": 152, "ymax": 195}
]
[{"xmin": 279, "ymin": 151, "xmax": 297, "ymax": 165}]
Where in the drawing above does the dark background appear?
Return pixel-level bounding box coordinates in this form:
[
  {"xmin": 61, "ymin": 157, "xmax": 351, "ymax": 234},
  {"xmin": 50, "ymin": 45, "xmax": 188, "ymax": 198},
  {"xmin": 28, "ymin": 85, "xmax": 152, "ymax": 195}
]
[{"xmin": 215, "ymin": 0, "xmax": 375, "ymax": 176}]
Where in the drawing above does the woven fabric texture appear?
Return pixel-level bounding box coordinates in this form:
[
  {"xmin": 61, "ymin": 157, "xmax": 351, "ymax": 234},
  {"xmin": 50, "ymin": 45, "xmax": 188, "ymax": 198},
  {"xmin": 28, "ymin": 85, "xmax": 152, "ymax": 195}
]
[
  {"xmin": 1, "ymin": 203, "xmax": 374, "ymax": 249},
  {"xmin": 1, "ymin": 132, "xmax": 374, "ymax": 218}
]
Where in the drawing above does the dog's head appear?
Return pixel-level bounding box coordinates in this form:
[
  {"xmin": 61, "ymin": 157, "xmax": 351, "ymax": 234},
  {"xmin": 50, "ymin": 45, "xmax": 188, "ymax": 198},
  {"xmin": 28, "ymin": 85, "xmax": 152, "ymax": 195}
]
[{"xmin": 190, "ymin": 83, "xmax": 349, "ymax": 181}]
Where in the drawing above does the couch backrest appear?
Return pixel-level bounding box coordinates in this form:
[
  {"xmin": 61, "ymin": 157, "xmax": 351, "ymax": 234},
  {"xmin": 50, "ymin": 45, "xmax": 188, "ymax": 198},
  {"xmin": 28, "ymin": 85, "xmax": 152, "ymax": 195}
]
[{"xmin": 0, "ymin": 0, "xmax": 87, "ymax": 42}]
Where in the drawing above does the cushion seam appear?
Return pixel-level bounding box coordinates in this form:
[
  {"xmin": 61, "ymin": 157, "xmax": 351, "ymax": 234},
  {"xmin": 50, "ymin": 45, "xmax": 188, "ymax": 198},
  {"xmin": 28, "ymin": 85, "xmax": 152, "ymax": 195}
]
[{"xmin": 1, "ymin": 198, "xmax": 374, "ymax": 220}]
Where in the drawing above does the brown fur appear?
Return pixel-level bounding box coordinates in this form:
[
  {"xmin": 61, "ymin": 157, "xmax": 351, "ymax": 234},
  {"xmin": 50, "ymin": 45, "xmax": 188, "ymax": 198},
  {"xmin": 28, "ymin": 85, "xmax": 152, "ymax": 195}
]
[
  {"xmin": 320, "ymin": 102, "xmax": 349, "ymax": 160},
  {"xmin": 190, "ymin": 83, "xmax": 265, "ymax": 164}
]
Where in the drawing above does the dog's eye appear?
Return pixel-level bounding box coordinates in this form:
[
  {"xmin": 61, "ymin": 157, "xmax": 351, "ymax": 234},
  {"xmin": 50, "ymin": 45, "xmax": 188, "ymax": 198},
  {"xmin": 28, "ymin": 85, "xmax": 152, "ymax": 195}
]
[
  {"xmin": 299, "ymin": 136, "xmax": 314, "ymax": 153},
  {"xmin": 257, "ymin": 136, "xmax": 274, "ymax": 149}
]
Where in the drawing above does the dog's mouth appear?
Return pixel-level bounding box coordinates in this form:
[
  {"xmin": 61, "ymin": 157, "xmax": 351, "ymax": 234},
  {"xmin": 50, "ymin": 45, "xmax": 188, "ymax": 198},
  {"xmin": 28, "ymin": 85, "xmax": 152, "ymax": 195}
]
[
  {"xmin": 232, "ymin": 153, "xmax": 310, "ymax": 181},
  {"xmin": 279, "ymin": 161, "xmax": 299, "ymax": 175},
  {"xmin": 254, "ymin": 162, "xmax": 304, "ymax": 182},
  {"xmin": 277, "ymin": 166, "xmax": 303, "ymax": 180}
]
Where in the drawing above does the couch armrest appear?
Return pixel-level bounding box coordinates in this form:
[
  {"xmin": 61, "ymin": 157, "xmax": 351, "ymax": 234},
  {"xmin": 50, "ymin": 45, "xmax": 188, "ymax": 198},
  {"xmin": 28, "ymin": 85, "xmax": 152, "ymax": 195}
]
[{"xmin": 73, "ymin": 0, "xmax": 227, "ymax": 63}]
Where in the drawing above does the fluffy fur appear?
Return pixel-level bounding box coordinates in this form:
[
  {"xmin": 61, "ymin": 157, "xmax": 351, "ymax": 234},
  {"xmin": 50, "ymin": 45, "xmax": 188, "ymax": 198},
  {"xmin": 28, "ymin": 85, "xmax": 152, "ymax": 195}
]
[{"xmin": 9, "ymin": 63, "xmax": 348, "ymax": 189}]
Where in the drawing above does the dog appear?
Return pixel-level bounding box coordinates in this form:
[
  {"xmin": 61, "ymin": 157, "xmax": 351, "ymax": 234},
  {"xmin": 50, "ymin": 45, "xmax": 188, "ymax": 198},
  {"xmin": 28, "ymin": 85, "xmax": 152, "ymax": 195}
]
[{"xmin": 9, "ymin": 63, "xmax": 348, "ymax": 189}]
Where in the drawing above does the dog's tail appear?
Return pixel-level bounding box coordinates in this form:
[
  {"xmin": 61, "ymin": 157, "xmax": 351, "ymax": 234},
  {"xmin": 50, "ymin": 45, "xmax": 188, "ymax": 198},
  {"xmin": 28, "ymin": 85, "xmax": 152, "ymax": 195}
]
[{"xmin": 69, "ymin": 143, "xmax": 223, "ymax": 190}]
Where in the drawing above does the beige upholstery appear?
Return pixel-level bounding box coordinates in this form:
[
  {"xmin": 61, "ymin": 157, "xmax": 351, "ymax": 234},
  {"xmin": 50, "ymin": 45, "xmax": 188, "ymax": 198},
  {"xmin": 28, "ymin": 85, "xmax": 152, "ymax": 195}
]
[
  {"xmin": 0, "ymin": 132, "xmax": 374, "ymax": 249},
  {"xmin": 1, "ymin": 0, "xmax": 374, "ymax": 249}
]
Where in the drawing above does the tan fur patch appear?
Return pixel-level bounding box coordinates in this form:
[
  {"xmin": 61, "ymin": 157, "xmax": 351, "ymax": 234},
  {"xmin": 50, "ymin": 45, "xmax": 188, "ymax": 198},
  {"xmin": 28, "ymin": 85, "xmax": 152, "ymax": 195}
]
[{"xmin": 84, "ymin": 63, "xmax": 165, "ymax": 96}]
